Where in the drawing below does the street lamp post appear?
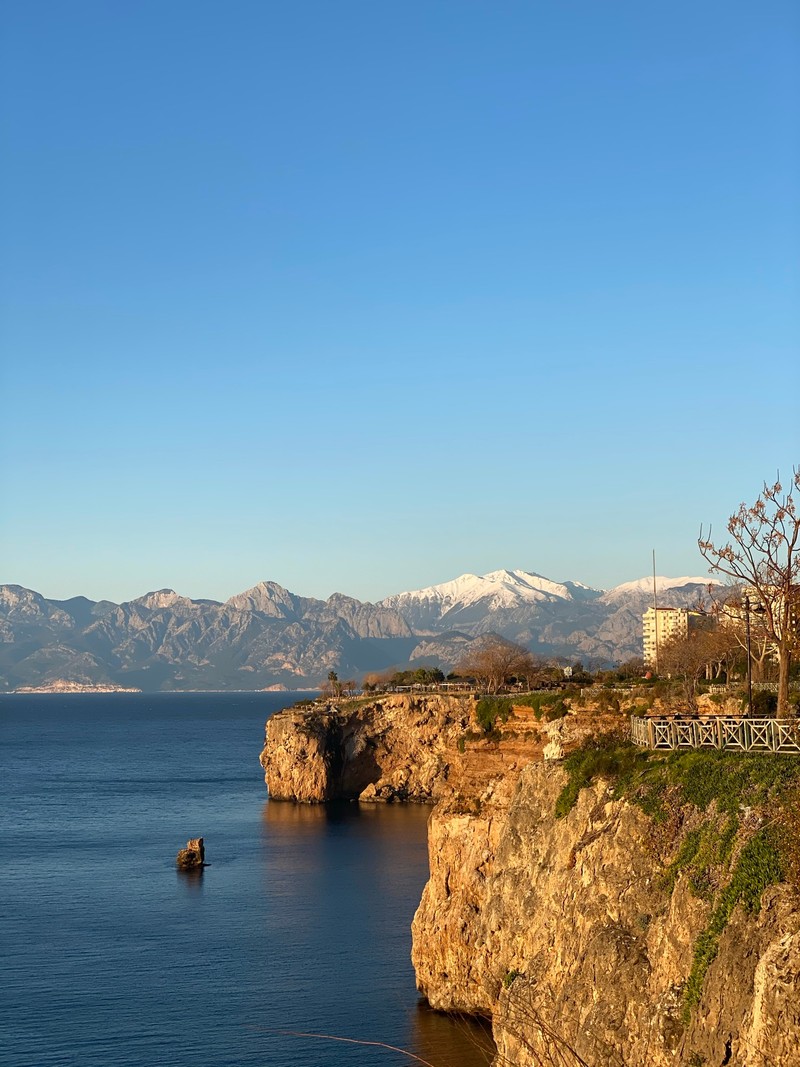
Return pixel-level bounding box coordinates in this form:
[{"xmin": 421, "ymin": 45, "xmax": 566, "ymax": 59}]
[
  {"xmin": 744, "ymin": 595, "xmax": 767, "ymax": 717},
  {"xmin": 745, "ymin": 595, "xmax": 753, "ymax": 717}
]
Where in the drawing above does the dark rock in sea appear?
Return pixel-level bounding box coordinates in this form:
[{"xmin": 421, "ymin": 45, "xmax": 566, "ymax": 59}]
[{"xmin": 176, "ymin": 837, "xmax": 205, "ymax": 869}]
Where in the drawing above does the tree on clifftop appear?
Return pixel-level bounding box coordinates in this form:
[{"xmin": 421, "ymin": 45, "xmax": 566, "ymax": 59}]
[
  {"xmin": 457, "ymin": 635, "xmax": 539, "ymax": 694},
  {"xmin": 659, "ymin": 627, "xmax": 739, "ymax": 709},
  {"xmin": 699, "ymin": 469, "xmax": 800, "ymax": 716}
]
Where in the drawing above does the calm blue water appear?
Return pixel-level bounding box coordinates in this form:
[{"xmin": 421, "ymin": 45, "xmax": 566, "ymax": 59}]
[{"xmin": 0, "ymin": 693, "xmax": 492, "ymax": 1067}]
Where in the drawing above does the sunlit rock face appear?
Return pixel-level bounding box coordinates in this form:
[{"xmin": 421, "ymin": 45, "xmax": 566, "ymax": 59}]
[
  {"xmin": 261, "ymin": 691, "xmax": 800, "ymax": 1065},
  {"xmin": 411, "ymin": 762, "xmax": 800, "ymax": 1067},
  {"xmin": 261, "ymin": 694, "xmax": 483, "ymax": 804}
]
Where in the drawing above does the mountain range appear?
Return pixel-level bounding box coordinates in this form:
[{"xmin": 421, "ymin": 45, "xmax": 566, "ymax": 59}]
[{"xmin": 0, "ymin": 570, "xmax": 718, "ymax": 692}]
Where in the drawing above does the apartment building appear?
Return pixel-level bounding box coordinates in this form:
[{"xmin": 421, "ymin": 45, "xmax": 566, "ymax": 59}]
[{"xmin": 642, "ymin": 607, "xmax": 708, "ymax": 668}]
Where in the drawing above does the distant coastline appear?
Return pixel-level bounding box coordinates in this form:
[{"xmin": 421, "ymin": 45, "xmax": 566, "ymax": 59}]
[
  {"xmin": 4, "ymin": 684, "xmax": 315, "ymax": 695},
  {"xmin": 11, "ymin": 682, "xmax": 143, "ymax": 694}
]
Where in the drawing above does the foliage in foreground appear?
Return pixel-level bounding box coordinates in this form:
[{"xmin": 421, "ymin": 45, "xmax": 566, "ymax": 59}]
[
  {"xmin": 475, "ymin": 692, "xmax": 568, "ymax": 736},
  {"xmin": 554, "ymin": 733, "xmax": 800, "ymax": 1020}
]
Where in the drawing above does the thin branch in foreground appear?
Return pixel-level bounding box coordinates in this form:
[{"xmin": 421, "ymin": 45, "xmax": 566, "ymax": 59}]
[{"xmin": 250, "ymin": 1026, "xmax": 441, "ymax": 1067}]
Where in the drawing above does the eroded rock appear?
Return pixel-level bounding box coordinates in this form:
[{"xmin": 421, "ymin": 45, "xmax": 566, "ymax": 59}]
[
  {"xmin": 411, "ymin": 762, "xmax": 800, "ymax": 1067},
  {"xmin": 176, "ymin": 836, "xmax": 205, "ymax": 869}
]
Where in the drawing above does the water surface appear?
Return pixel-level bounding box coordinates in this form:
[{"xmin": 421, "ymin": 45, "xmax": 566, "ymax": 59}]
[{"xmin": 0, "ymin": 693, "xmax": 493, "ymax": 1067}]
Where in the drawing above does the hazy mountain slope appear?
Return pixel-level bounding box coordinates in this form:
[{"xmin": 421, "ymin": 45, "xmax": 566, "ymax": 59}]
[
  {"xmin": 0, "ymin": 582, "xmax": 417, "ymax": 691},
  {"xmin": 0, "ymin": 572, "xmax": 719, "ymax": 691}
]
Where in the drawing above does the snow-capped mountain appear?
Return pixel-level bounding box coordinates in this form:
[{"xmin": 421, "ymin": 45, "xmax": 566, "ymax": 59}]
[
  {"xmin": 0, "ymin": 570, "xmax": 721, "ymax": 691},
  {"xmin": 380, "ymin": 569, "xmax": 604, "ymax": 633},
  {"xmin": 601, "ymin": 576, "xmax": 719, "ymax": 604},
  {"xmin": 380, "ymin": 570, "xmax": 722, "ymax": 664}
]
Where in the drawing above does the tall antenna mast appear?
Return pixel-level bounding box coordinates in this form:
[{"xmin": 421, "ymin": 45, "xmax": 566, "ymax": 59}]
[{"xmin": 652, "ymin": 549, "xmax": 659, "ymax": 674}]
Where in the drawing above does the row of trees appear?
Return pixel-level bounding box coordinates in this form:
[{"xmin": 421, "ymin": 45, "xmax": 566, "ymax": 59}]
[
  {"xmin": 362, "ymin": 667, "xmax": 445, "ymax": 691},
  {"xmin": 359, "ymin": 640, "xmax": 589, "ymax": 696}
]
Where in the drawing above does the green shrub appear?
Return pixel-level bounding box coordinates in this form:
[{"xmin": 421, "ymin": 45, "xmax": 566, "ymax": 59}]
[
  {"xmin": 683, "ymin": 830, "xmax": 783, "ymax": 1019},
  {"xmin": 554, "ymin": 732, "xmax": 646, "ymax": 819},
  {"xmin": 475, "ymin": 696, "xmax": 513, "ymax": 734},
  {"xmin": 475, "ymin": 692, "xmax": 568, "ymax": 733},
  {"xmin": 513, "ymin": 691, "xmax": 566, "ymax": 717},
  {"xmin": 544, "ymin": 699, "xmax": 568, "ymax": 722},
  {"xmin": 743, "ymin": 690, "xmax": 778, "ymax": 717}
]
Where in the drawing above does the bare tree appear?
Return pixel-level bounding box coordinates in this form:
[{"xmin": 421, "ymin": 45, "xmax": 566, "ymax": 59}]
[
  {"xmin": 699, "ymin": 471, "xmax": 800, "ymax": 715},
  {"xmin": 659, "ymin": 627, "xmax": 738, "ymax": 708},
  {"xmin": 715, "ymin": 587, "xmax": 774, "ymax": 682},
  {"xmin": 457, "ymin": 635, "xmax": 538, "ymax": 694}
]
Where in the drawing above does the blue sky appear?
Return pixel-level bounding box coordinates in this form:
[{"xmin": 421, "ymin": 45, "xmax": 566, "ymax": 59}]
[{"xmin": 1, "ymin": 1, "xmax": 798, "ymax": 604}]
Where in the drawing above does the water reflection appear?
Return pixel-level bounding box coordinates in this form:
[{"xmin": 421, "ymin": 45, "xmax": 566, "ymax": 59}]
[
  {"xmin": 261, "ymin": 797, "xmax": 432, "ymax": 840},
  {"xmin": 411, "ymin": 1002, "xmax": 495, "ymax": 1067},
  {"xmin": 259, "ymin": 798, "xmax": 494, "ymax": 1067},
  {"xmin": 175, "ymin": 865, "xmax": 204, "ymax": 893}
]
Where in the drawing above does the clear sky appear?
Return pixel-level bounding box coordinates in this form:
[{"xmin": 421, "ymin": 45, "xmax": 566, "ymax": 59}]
[{"xmin": 1, "ymin": 0, "xmax": 798, "ymax": 605}]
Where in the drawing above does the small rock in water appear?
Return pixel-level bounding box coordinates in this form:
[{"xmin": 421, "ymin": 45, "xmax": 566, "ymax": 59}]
[{"xmin": 176, "ymin": 836, "xmax": 205, "ymax": 869}]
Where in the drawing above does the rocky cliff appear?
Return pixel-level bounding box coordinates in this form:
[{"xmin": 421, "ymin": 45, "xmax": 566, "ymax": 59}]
[
  {"xmin": 260, "ymin": 694, "xmax": 800, "ymax": 1067},
  {"xmin": 260, "ymin": 693, "xmax": 543, "ymax": 804},
  {"xmin": 412, "ymin": 761, "xmax": 800, "ymax": 1067}
]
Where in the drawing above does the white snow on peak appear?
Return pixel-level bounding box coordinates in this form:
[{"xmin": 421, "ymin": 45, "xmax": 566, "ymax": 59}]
[
  {"xmin": 132, "ymin": 589, "xmax": 187, "ymax": 610},
  {"xmin": 481, "ymin": 569, "xmax": 577, "ymax": 601},
  {"xmin": 383, "ymin": 569, "xmax": 588, "ymax": 611},
  {"xmin": 603, "ymin": 576, "xmax": 721, "ymax": 601}
]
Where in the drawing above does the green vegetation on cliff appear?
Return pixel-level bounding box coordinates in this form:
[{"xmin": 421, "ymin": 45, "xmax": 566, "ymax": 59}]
[
  {"xmin": 555, "ymin": 734, "xmax": 800, "ymax": 1020},
  {"xmin": 475, "ymin": 692, "xmax": 568, "ymax": 736}
]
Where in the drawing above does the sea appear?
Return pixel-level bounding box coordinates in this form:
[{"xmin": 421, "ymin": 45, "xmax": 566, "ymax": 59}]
[{"xmin": 0, "ymin": 692, "xmax": 493, "ymax": 1067}]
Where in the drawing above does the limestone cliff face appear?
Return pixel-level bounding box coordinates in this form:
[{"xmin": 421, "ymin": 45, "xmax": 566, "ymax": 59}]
[
  {"xmin": 262, "ymin": 694, "xmax": 478, "ymax": 803},
  {"xmin": 411, "ymin": 761, "xmax": 800, "ymax": 1067},
  {"xmin": 261, "ymin": 695, "xmax": 457, "ymax": 802},
  {"xmin": 261, "ymin": 692, "xmax": 550, "ymax": 805}
]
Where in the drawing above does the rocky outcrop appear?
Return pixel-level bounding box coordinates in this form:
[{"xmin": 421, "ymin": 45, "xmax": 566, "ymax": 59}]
[
  {"xmin": 176, "ymin": 837, "xmax": 205, "ymax": 869},
  {"xmin": 260, "ymin": 694, "xmax": 520, "ymax": 804},
  {"xmin": 411, "ymin": 761, "xmax": 800, "ymax": 1067}
]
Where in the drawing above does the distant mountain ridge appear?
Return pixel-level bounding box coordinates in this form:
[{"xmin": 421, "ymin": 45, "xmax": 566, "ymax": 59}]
[{"xmin": 0, "ymin": 570, "xmax": 718, "ymax": 692}]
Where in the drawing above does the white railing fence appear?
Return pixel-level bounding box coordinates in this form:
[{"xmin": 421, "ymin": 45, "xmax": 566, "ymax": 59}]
[{"xmin": 631, "ymin": 715, "xmax": 800, "ymax": 753}]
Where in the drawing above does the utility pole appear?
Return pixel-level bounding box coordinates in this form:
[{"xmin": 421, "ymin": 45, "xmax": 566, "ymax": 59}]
[{"xmin": 652, "ymin": 550, "xmax": 659, "ymax": 675}]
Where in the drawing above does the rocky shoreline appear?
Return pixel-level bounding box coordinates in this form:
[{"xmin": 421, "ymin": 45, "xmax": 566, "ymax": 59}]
[{"xmin": 260, "ymin": 694, "xmax": 800, "ymax": 1067}]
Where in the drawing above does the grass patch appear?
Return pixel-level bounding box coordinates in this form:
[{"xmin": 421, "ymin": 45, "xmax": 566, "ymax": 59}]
[
  {"xmin": 660, "ymin": 817, "xmax": 740, "ymax": 900},
  {"xmin": 682, "ymin": 830, "xmax": 783, "ymax": 1020},
  {"xmin": 555, "ymin": 737, "xmax": 800, "ymax": 823},
  {"xmin": 554, "ymin": 731, "xmax": 800, "ymax": 1022},
  {"xmin": 554, "ymin": 731, "xmax": 646, "ymax": 819},
  {"xmin": 475, "ymin": 692, "xmax": 568, "ymax": 735}
]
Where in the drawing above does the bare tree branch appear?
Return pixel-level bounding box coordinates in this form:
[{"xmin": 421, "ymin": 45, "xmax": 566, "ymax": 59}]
[{"xmin": 698, "ymin": 469, "xmax": 800, "ymax": 715}]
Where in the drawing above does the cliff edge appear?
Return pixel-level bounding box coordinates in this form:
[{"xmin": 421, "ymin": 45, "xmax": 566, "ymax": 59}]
[
  {"xmin": 260, "ymin": 692, "xmax": 545, "ymax": 804},
  {"xmin": 260, "ymin": 694, "xmax": 800, "ymax": 1066},
  {"xmin": 412, "ymin": 755, "xmax": 800, "ymax": 1067}
]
